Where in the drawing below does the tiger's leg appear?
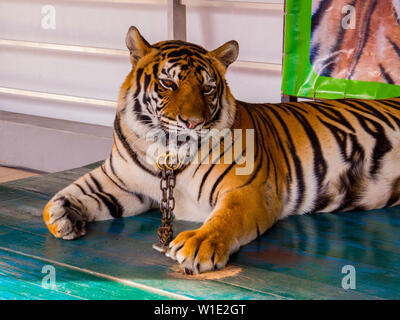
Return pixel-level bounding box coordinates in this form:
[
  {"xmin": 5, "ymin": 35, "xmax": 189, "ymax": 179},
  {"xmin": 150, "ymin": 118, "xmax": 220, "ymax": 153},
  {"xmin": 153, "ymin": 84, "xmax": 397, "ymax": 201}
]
[
  {"xmin": 43, "ymin": 161, "xmax": 152, "ymax": 240},
  {"xmin": 167, "ymin": 187, "xmax": 280, "ymax": 274}
]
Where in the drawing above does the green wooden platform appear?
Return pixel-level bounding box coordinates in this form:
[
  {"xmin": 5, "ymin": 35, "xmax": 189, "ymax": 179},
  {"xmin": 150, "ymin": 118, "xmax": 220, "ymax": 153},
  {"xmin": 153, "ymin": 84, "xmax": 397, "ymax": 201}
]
[{"xmin": 0, "ymin": 162, "xmax": 399, "ymax": 300}]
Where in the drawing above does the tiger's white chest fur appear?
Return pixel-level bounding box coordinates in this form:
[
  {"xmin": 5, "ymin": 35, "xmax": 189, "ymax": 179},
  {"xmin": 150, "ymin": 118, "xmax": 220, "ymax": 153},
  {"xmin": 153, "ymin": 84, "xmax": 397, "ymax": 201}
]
[{"xmin": 109, "ymin": 154, "xmax": 213, "ymax": 222}]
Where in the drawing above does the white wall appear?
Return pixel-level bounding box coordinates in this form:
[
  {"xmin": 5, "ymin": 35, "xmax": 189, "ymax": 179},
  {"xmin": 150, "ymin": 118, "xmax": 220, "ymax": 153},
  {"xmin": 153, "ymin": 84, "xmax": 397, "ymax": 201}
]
[{"xmin": 0, "ymin": 0, "xmax": 284, "ymax": 127}]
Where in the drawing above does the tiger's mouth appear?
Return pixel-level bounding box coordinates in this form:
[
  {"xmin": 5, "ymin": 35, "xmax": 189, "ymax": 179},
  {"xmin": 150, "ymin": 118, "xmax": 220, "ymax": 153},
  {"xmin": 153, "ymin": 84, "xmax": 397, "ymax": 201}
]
[
  {"xmin": 143, "ymin": 124, "xmax": 202, "ymax": 166},
  {"xmin": 157, "ymin": 116, "xmax": 211, "ymax": 139},
  {"xmin": 159, "ymin": 124, "xmax": 205, "ymax": 147},
  {"xmin": 140, "ymin": 112, "xmax": 218, "ymax": 158}
]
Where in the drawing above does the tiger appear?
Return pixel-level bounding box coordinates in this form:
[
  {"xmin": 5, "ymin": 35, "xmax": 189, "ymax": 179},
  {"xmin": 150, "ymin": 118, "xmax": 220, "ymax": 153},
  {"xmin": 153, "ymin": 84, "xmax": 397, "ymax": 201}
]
[
  {"xmin": 43, "ymin": 26, "xmax": 400, "ymax": 274},
  {"xmin": 310, "ymin": 0, "xmax": 400, "ymax": 85}
]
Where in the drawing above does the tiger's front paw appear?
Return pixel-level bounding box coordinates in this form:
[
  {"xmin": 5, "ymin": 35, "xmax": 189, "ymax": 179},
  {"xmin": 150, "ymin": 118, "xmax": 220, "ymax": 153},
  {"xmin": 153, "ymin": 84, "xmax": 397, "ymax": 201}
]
[
  {"xmin": 43, "ymin": 195, "xmax": 87, "ymax": 240},
  {"xmin": 166, "ymin": 228, "xmax": 231, "ymax": 274}
]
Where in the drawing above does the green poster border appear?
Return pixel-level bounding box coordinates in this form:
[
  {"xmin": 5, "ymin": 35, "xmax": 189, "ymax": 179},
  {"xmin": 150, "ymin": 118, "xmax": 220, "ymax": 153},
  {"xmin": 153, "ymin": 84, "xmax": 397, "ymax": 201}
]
[{"xmin": 281, "ymin": 0, "xmax": 400, "ymax": 99}]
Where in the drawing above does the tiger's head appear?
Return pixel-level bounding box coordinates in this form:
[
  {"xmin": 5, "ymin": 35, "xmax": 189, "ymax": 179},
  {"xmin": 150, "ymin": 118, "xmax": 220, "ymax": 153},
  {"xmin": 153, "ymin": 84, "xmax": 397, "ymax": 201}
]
[{"xmin": 119, "ymin": 26, "xmax": 239, "ymax": 154}]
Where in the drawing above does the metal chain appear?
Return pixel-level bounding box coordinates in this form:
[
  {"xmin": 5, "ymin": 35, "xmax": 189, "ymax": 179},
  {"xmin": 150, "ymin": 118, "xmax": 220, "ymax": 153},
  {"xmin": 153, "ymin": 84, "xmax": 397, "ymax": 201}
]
[{"xmin": 153, "ymin": 153, "xmax": 180, "ymax": 252}]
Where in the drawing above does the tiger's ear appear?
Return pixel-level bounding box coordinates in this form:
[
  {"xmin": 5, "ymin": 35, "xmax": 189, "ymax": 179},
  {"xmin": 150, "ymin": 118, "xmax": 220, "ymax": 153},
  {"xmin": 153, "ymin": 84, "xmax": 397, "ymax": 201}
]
[
  {"xmin": 125, "ymin": 26, "xmax": 152, "ymax": 65},
  {"xmin": 210, "ymin": 40, "xmax": 239, "ymax": 68}
]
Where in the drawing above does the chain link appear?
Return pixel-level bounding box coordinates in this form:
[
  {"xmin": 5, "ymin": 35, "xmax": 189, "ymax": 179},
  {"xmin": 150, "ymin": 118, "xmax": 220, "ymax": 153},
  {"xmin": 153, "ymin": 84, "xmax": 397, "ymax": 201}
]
[
  {"xmin": 160, "ymin": 167, "xmax": 175, "ymax": 220},
  {"xmin": 153, "ymin": 153, "xmax": 181, "ymax": 252}
]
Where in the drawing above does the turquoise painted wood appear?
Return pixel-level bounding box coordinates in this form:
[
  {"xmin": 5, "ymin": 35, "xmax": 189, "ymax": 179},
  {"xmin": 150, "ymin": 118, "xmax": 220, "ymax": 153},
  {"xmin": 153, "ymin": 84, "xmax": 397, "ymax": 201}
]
[
  {"xmin": 0, "ymin": 161, "xmax": 399, "ymax": 300},
  {"xmin": 0, "ymin": 249, "xmax": 170, "ymax": 300}
]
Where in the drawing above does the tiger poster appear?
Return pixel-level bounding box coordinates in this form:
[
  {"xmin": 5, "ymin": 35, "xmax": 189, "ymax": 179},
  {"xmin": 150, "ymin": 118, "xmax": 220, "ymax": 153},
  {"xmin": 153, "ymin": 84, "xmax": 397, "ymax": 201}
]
[{"xmin": 282, "ymin": 0, "xmax": 400, "ymax": 100}]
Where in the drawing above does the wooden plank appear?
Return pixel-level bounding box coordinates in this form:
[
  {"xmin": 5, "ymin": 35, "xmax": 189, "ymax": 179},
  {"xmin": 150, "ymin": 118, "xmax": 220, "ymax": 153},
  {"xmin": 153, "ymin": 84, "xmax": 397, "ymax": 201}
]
[
  {"xmin": 0, "ymin": 249, "xmax": 170, "ymax": 300},
  {"xmin": 0, "ymin": 213, "xmax": 386, "ymax": 300},
  {"xmin": 0, "ymin": 193, "xmax": 276, "ymax": 299},
  {"xmin": 0, "ymin": 169, "xmax": 38, "ymax": 183},
  {"xmin": 0, "ymin": 164, "xmax": 399, "ymax": 299},
  {"xmin": 0, "ymin": 161, "xmax": 103, "ymax": 196},
  {"xmin": 0, "ymin": 225, "xmax": 276, "ymax": 300},
  {"xmin": 0, "ymin": 274, "xmax": 80, "ymax": 300},
  {"xmin": 0, "ymin": 192, "xmax": 392, "ymax": 300}
]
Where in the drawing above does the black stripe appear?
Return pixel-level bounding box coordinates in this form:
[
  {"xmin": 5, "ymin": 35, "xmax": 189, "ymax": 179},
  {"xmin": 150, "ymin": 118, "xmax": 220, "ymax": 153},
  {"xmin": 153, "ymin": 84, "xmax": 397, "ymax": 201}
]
[
  {"xmin": 113, "ymin": 134, "xmax": 127, "ymax": 162},
  {"xmin": 89, "ymin": 173, "xmax": 124, "ymax": 218},
  {"xmin": 311, "ymin": 0, "xmax": 333, "ymax": 31},
  {"xmin": 345, "ymin": 110, "xmax": 392, "ymax": 177},
  {"xmin": 241, "ymin": 104, "xmax": 260, "ymax": 159},
  {"xmin": 193, "ymin": 129, "xmax": 233, "ymax": 177},
  {"xmin": 143, "ymin": 73, "xmax": 152, "ymax": 92},
  {"xmin": 394, "ymin": 5, "xmax": 400, "ymax": 26},
  {"xmin": 238, "ymin": 106, "xmax": 271, "ymax": 189},
  {"xmin": 100, "ymin": 165, "xmax": 144, "ymax": 203},
  {"xmin": 385, "ymin": 112, "xmax": 400, "ymax": 130},
  {"xmin": 86, "ymin": 194, "xmax": 102, "ymax": 210},
  {"xmin": 133, "ymin": 99, "xmax": 153, "ymax": 125},
  {"xmin": 253, "ymin": 104, "xmax": 290, "ymax": 196},
  {"xmin": 385, "ymin": 177, "xmax": 400, "ymax": 207},
  {"xmin": 114, "ymin": 114, "xmax": 159, "ymax": 177},
  {"xmin": 319, "ymin": 118, "xmax": 351, "ymax": 161},
  {"xmin": 89, "ymin": 172, "xmax": 103, "ymax": 193},
  {"xmin": 379, "ymin": 99, "xmax": 400, "ymax": 112},
  {"xmin": 378, "ymin": 100, "xmax": 400, "ymax": 130},
  {"xmin": 336, "ymin": 135, "xmax": 365, "ymax": 211},
  {"xmin": 73, "ymin": 183, "xmax": 86, "ymax": 195},
  {"xmin": 78, "ymin": 179, "xmax": 101, "ymax": 210},
  {"xmin": 93, "ymin": 191, "xmax": 124, "ymax": 218},
  {"xmin": 209, "ymin": 153, "xmax": 243, "ymax": 207},
  {"xmin": 349, "ymin": 0, "xmax": 378, "ymax": 78},
  {"xmin": 379, "ymin": 64, "xmax": 394, "ymax": 84},
  {"xmin": 318, "ymin": 1, "xmax": 350, "ymax": 77},
  {"xmin": 312, "ymin": 193, "xmax": 332, "ymax": 213},
  {"xmin": 109, "ymin": 153, "xmax": 127, "ymax": 187},
  {"xmin": 307, "ymin": 101, "xmax": 355, "ymax": 131},
  {"xmin": 84, "ymin": 178, "xmax": 97, "ymax": 194},
  {"xmin": 152, "ymin": 62, "xmax": 160, "ymax": 80},
  {"xmin": 197, "ymin": 138, "xmax": 235, "ymax": 202},
  {"xmin": 166, "ymin": 48, "xmax": 205, "ymax": 61},
  {"xmin": 268, "ymin": 107, "xmax": 305, "ymax": 213},
  {"xmin": 283, "ymin": 104, "xmax": 328, "ymax": 188},
  {"xmin": 238, "ymin": 152, "xmax": 263, "ymax": 189},
  {"xmin": 156, "ymin": 42, "xmax": 208, "ymax": 54},
  {"xmin": 345, "ymin": 100, "xmax": 395, "ymax": 130},
  {"xmin": 387, "ymin": 37, "xmax": 400, "ymax": 59},
  {"xmin": 133, "ymin": 68, "xmax": 144, "ymax": 98}
]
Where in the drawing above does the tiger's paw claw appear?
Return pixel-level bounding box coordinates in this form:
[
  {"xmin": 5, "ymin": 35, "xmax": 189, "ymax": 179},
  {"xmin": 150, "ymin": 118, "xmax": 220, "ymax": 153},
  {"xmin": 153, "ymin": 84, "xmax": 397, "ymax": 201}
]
[
  {"xmin": 43, "ymin": 195, "xmax": 87, "ymax": 240},
  {"xmin": 167, "ymin": 229, "xmax": 230, "ymax": 274}
]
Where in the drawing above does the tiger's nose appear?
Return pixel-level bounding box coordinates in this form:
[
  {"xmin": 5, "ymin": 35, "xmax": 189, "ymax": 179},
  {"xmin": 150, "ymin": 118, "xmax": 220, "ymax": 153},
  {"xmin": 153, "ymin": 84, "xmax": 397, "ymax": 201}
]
[{"xmin": 178, "ymin": 115, "xmax": 204, "ymax": 129}]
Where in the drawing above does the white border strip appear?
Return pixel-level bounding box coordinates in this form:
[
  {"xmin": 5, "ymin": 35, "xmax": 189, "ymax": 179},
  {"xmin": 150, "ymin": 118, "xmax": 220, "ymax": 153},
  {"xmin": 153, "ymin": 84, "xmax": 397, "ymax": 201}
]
[
  {"xmin": 0, "ymin": 39, "xmax": 282, "ymax": 71},
  {"xmin": 234, "ymin": 60, "xmax": 282, "ymax": 71},
  {"xmin": 83, "ymin": 0, "xmax": 165, "ymax": 3},
  {"xmin": 0, "ymin": 246, "xmax": 193, "ymax": 300},
  {"xmin": 0, "ymin": 39, "xmax": 128, "ymax": 57},
  {"xmin": 0, "ymin": 87, "xmax": 118, "ymax": 108},
  {"xmin": 28, "ymin": 0, "xmax": 166, "ymax": 4},
  {"xmin": 181, "ymin": 0, "xmax": 284, "ymax": 11}
]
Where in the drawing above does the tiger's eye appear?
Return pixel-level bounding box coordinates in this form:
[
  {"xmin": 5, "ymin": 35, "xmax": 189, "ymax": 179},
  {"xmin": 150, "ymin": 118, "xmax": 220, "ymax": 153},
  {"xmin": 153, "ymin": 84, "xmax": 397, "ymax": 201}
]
[
  {"xmin": 204, "ymin": 85, "xmax": 215, "ymax": 95},
  {"xmin": 160, "ymin": 79, "xmax": 176, "ymax": 90}
]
